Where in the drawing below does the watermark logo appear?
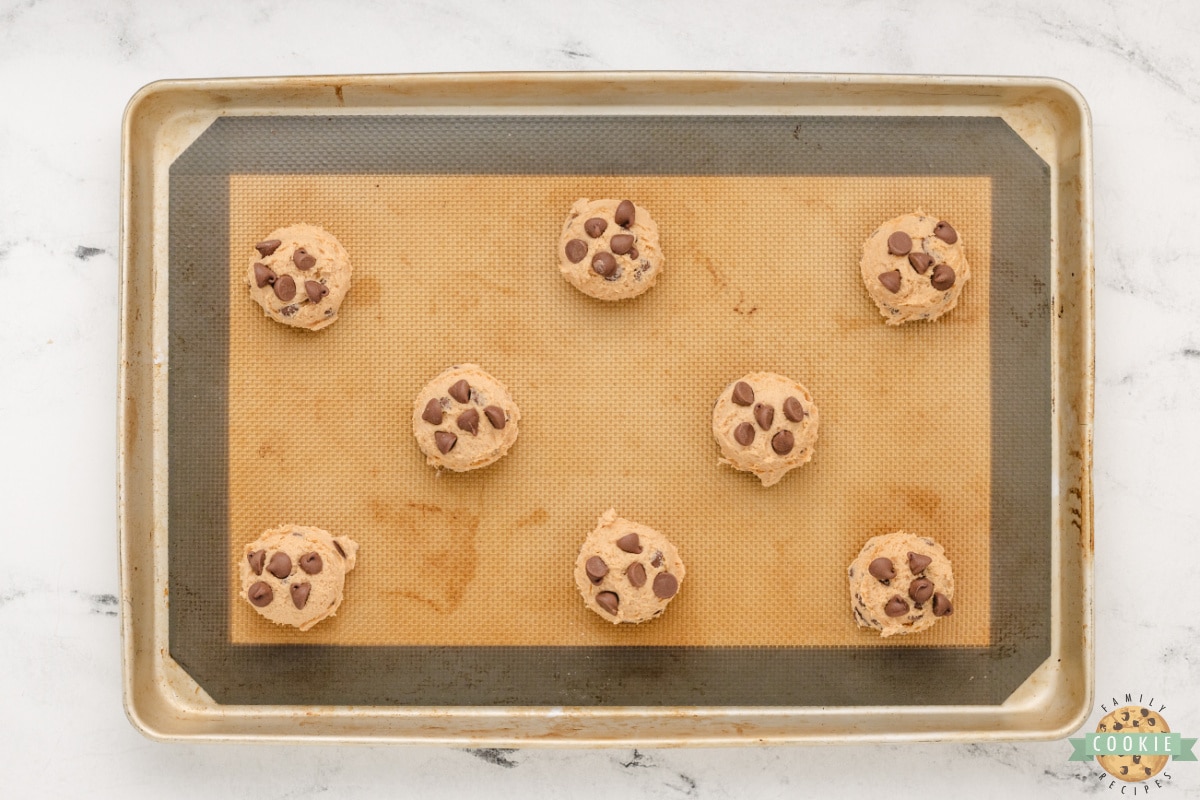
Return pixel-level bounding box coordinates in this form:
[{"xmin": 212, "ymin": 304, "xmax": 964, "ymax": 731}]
[{"xmin": 1069, "ymin": 694, "xmax": 1195, "ymax": 791}]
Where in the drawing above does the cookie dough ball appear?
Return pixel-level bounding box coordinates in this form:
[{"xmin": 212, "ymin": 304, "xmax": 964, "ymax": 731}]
[
  {"xmin": 558, "ymin": 198, "xmax": 663, "ymax": 301},
  {"xmin": 712, "ymin": 372, "xmax": 819, "ymax": 487},
  {"xmin": 1097, "ymin": 706, "xmax": 1171, "ymax": 781},
  {"xmin": 847, "ymin": 531, "xmax": 954, "ymax": 637},
  {"xmin": 860, "ymin": 212, "xmax": 970, "ymax": 325},
  {"xmin": 239, "ymin": 524, "xmax": 359, "ymax": 631},
  {"xmin": 412, "ymin": 364, "xmax": 520, "ymax": 472},
  {"xmin": 574, "ymin": 509, "xmax": 685, "ymax": 624},
  {"xmin": 246, "ymin": 224, "xmax": 352, "ymax": 331}
]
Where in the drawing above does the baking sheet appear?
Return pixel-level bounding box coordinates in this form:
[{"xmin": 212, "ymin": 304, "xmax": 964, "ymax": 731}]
[{"xmin": 165, "ymin": 114, "xmax": 1050, "ymax": 706}]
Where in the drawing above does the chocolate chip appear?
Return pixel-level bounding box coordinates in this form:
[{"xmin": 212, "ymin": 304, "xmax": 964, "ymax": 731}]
[
  {"xmin": 908, "ymin": 577, "xmax": 934, "ymax": 603},
  {"xmin": 626, "ymin": 562, "xmax": 647, "ymax": 588},
  {"xmin": 1134, "ymin": 755, "xmax": 1142, "ymax": 763},
  {"xmin": 1114, "ymin": 722, "xmax": 1123, "ymax": 731},
  {"xmin": 434, "ymin": 431, "xmax": 457, "ymax": 453},
  {"xmin": 457, "ymin": 408, "xmax": 480, "ymax": 435},
  {"xmin": 279, "ymin": 304, "xmax": 299, "ymax": 317},
  {"xmin": 771, "ymin": 430, "xmax": 794, "ymax": 455},
  {"xmin": 907, "ymin": 552, "xmax": 932, "ymax": 574},
  {"xmin": 908, "ymin": 252, "xmax": 933, "ymax": 274},
  {"xmin": 247, "ymin": 549, "xmax": 266, "ymax": 575},
  {"xmin": 584, "ymin": 218, "xmax": 608, "ymax": 238},
  {"xmin": 868, "ymin": 557, "xmax": 895, "ymax": 582},
  {"xmin": 616, "ymin": 533, "xmax": 642, "ymax": 554},
  {"xmin": 273, "ymin": 274, "xmax": 296, "ymax": 301},
  {"xmin": 628, "ymin": 247, "xmax": 639, "ymax": 260},
  {"xmin": 253, "ymin": 263, "xmax": 276, "ymax": 287},
  {"xmin": 610, "ymin": 234, "xmax": 635, "ymax": 255},
  {"xmin": 591, "ymin": 251, "xmax": 618, "ymax": 278},
  {"xmin": 248, "ymin": 581, "xmax": 273, "ymax": 607},
  {"xmin": 652, "ymin": 572, "xmax": 678, "ymax": 599},
  {"xmin": 887, "ymin": 231, "xmax": 912, "ymax": 256},
  {"xmin": 931, "ymin": 264, "xmax": 956, "ymax": 290},
  {"xmin": 565, "ymin": 238, "xmax": 588, "ymax": 263},
  {"xmin": 878, "ymin": 270, "xmax": 902, "ymax": 293},
  {"xmin": 650, "ymin": 551, "xmax": 663, "ymax": 567},
  {"xmin": 731, "ymin": 381, "xmax": 754, "ymax": 406},
  {"xmin": 934, "ymin": 221, "xmax": 958, "ymax": 244},
  {"xmin": 1141, "ymin": 708, "xmax": 1150, "ymax": 717},
  {"xmin": 885, "ymin": 596, "xmax": 909, "ymax": 617},
  {"xmin": 333, "ymin": 541, "xmax": 346, "ymax": 558},
  {"xmin": 595, "ymin": 591, "xmax": 619, "ymax": 615},
  {"xmin": 754, "ymin": 403, "xmax": 774, "ymax": 430},
  {"xmin": 734, "ymin": 422, "xmax": 755, "ymax": 446},
  {"xmin": 266, "ymin": 552, "xmax": 292, "ymax": 579},
  {"xmin": 422, "ymin": 398, "xmax": 444, "ymax": 425},
  {"xmin": 255, "ymin": 239, "xmax": 281, "ymax": 257},
  {"xmin": 586, "ymin": 555, "xmax": 608, "ymax": 583},
  {"xmin": 614, "ymin": 200, "xmax": 635, "ymax": 228},
  {"xmin": 293, "ymin": 248, "xmax": 317, "ymax": 270},
  {"xmin": 448, "ymin": 379, "xmax": 471, "ymax": 403},
  {"xmin": 932, "ymin": 592, "xmax": 953, "ymax": 617},
  {"xmin": 305, "ymin": 280, "xmax": 329, "ymax": 304},
  {"xmin": 783, "ymin": 396, "xmax": 805, "ymax": 422},
  {"xmin": 299, "ymin": 552, "xmax": 323, "ymax": 575},
  {"xmin": 484, "ymin": 405, "xmax": 506, "ymax": 429},
  {"xmin": 290, "ymin": 582, "xmax": 311, "ymax": 609}
]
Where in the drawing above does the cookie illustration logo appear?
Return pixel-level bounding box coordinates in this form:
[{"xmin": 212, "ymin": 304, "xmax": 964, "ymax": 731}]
[{"xmin": 1069, "ymin": 693, "xmax": 1196, "ymax": 791}]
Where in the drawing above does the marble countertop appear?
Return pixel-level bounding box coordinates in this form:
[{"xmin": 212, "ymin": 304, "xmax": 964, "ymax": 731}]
[{"xmin": 3, "ymin": 0, "xmax": 1198, "ymax": 797}]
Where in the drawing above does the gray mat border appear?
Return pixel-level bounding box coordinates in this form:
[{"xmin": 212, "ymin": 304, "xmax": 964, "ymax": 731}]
[{"xmin": 167, "ymin": 115, "xmax": 1051, "ymax": 706}]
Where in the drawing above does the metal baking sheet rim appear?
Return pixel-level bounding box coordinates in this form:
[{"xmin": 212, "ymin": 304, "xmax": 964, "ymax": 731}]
[{"xmin": 117, "ymin": 71, "xmax": 1094, "ymax": 745}]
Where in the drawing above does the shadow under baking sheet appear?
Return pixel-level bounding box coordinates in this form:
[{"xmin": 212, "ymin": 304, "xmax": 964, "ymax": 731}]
[{"xmin": 168, "ymin": 115, "xmax": 1050, "ymax": 706}]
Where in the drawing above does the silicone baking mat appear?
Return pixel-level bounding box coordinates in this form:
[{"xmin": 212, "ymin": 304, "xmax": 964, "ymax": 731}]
[{"xmin": 168, "ymin": 115, "xmax": 1051, "ymax": 705}]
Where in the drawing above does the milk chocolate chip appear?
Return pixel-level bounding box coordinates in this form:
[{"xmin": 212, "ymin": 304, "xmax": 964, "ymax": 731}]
[
  {"xmin": 734, "ymin": 422, "xmax": 756, "ymax": 446},
  {"xmin": 422, "ymin": 398, "xmax": 444, "ymax": 425},
  {"xmin": 931, "ymin": 264, "xmax": 956, "ymax": 290},
  {"xmin": 448, "ymin": 379, "xmax": 471, "ymax": 403},
  {"xmin": 586, "ymin": 556, "xmax": 609, "ymax": 583},
  {"xmin": 483, "ymin": 405, "xmax": 506, "ymax": 429},
  {"xmin": 887, "ymin": 231, "xmax": 912, "ymax": 256},
  {"xmin": 273, "ymin": 274, "xmax": 297, "ymax": 301},
  {"xmin": 299, "ymin": 552, "xmax": 323, "ymax": 575},
  {"xmin": 596, "ymin": 591, "xmax": 619, "ymax": 615},
  {"xmin": 652, "ymin": 572, "xmax": 678, "ymax": 599},
  {"xmin": 908, "ymin": 577, "xmax": 934, "ymax": 604},
  {"xmin": 434, "ymin": 431, "xmax": 457, "ymax": 453},
  {"xmin": 879, "ymin": 270, "xmax": 902, "ymax": 294},
  {"xmin": 565, "ymin": 239, "xmax": 588, "ymax": 263},
  {"xmin": 932, "ymin": 593, "xmax": 953, "ymax": 617},
  {"xmin": 610, "ymin": 234, "xmax": 635, "ymax": 255},
  {"xmin": 584, "ymin": 218, "xmax": 607, "ymax": 238},
  {"xmin": 783, "ymin": 396, "xmax": 805, "ymax": 422},
  {"xmin": 592, "ymin": 251, "xmax": 618, "ymax": 278},
  {"xmin": 616, "ymin": 533, "xmax": 642, "ymax": 554},
  {"xmin": 868, "ymin": 557, "xmax": 895, "ymax": 582},
  {"xmin": 626, "ymin": 562, "xmax": 647, "ymax": 588},
  {"xmin": 266, "ymin": 552, "xmax": 292, "ymax": 579},
  {"xmin": 305, "ymin": 280, "xmax": 328, "ymax": 304},
  {"xmin": 908, "ymin": 252, "xmax": 933, "ymax": 274},
  {"xmin": 457, "ymin": 408, "xmax": 480, "ymax": 435},
  {"xmin": 247, "ymin": 549, "xmax": 266, "ymax": 576},
  {"xmin": 731, "ymin": 381, "xmax": 754, "ymax": 406},
  {"xmin": 253, "ymin": 263, "xmax": 276, "ymax": 287},
  {"xmin": 933, "ymin": 221, "xmax": 958, "ymax": 244},
  {"xmin": 614, "ymin": 200, "xmax": 635, "ymax": 228},
  {"xmin": 885, "ymin": 596, "xmax": 909, "ymax": 617},
  {"xmin": 290, "ymin": 582, "xmax": 311, "ymax": 609},
  {"xmin": 771, "ymin": 430, "xmax": 794, "ymax": 455},
  {"xmin": 907, "ymin": 552, "xmax": 932, "ymax": 574},
  {"xmin": 255, "ymin": 239, "xmax": 281, "ymax": 257},
  {"xmin": 248, "ymin": 581, "xmax": 273, "ymax": 607},
  {"xmin": 754, "ymin": 403, "xmax": 774, "ymax": 430},
  {"xmin": 293, "ymin": 248, "xmax": 317, "ymax": 271}
]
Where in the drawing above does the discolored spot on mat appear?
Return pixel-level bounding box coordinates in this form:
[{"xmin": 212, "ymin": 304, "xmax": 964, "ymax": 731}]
[{"xmin": 369, "ymin": 499, "xmax": 481, "ymax": 613}]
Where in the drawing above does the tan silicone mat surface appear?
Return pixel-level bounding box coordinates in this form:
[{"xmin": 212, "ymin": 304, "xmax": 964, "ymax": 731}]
[{"xmin": 226, "ymin": 173, "xmax": 991, "ymax": 648}]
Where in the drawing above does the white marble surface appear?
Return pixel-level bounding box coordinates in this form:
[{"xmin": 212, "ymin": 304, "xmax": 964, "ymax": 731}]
[{"xmin": 2, "ymin": 0, "xmax": 1198, "ymax": 796}]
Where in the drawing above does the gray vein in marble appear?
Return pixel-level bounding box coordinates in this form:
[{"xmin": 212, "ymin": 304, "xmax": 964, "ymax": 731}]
[
  {"xmin": 75, "ymin": 245, "xmax": 106, "ymax": 260},
  {"xmin": 464, "ymin": 748, "xmax": 520, "ymax": 768}
]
